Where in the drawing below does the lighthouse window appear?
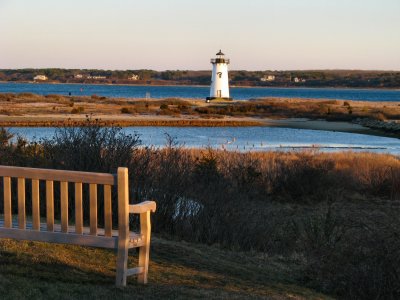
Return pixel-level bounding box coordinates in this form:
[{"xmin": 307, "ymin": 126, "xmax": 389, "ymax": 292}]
[{"xmin": 217, "ymin": 72, "xmax": 222, "ymax": 78}]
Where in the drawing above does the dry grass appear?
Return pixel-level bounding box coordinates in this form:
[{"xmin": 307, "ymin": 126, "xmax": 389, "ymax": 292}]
[
  {"xmin": 0, "ymin": 237, "xmax": 331, "ymax": 300},
  {"xmin": 1, "ymin": 126, "xmax": 400, "ymax": 298},
  {"xmin": 1, "ymin": 93, "xmax": 400, "ymax": 128}
]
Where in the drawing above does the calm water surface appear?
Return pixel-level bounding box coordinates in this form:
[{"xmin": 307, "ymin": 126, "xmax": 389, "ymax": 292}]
[
  {"xmin": 1, "ymin": 82, "xmax": 400, "ymax": 101},
  {"xmin": 8, "ymin": 127, "xmax": 400, "ymax": 154}
]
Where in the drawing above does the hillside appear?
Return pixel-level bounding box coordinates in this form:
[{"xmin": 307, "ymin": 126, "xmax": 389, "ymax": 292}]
[
  {"xmin": 1, "ymin": 68, "xmax": 400, "ymax": 88},
  {"xmin": 0, "ymin": 236, "xmax": 331, "ymax": 300}
]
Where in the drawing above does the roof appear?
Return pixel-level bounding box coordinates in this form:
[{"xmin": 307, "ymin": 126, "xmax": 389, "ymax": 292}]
[{"xmin": 216, "ymin": 50, "xmax": 225, "ymax": 56}]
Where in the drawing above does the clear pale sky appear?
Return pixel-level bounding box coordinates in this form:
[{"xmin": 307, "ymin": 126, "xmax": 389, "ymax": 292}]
[{"xmin": 1, "ymin": 0, "xmax": 399, "ymax": 70}]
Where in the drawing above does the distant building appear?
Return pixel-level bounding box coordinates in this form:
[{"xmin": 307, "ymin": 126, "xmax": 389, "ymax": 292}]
[
  {"xmin": 260, "ymin": 75, "xmax": 275, "ymax": 82},
  {"xmin": 33, "ymin": 75, "xmax": 48, "ymax": 81},
  {"xmin": 128, "ymin": 74, "xmax": 139, "ymax": 80},
  {"xmin": 207, "ymin": 50, "xmax": 231, "ymax": 101},
  {"xmin": 74, "ymin": 74, "xmax": 83, "ymax": 79},
  {"xmin": 294, "ymin": 77, "xmax": 306, "ymax": 83},
  {"xmin": 87, "ymin": 75, "xmax": 107, "ymax": 79}
]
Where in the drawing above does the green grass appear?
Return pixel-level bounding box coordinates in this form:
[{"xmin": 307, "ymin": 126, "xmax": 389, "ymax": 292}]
[{"xmin": 0, "ymin": 237, "xmax": 332, "ymax": 299}]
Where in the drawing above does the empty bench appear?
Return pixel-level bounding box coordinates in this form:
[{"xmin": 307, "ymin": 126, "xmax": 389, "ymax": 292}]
[{"xmin": 0, "ymin": 165, "xmax": 156, "ymax": 286}]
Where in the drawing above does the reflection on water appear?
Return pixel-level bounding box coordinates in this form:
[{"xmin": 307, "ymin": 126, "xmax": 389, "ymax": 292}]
[{"xmin": 7, "ymin": 126, "xmax": 400, "ymax": 154}]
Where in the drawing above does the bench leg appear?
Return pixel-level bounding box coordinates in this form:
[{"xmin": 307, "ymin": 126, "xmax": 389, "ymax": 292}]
[
  {"xmin": 137, "ymin": 211, "xmax": 151, "ymax": 284},
  {"xmin": 116, "ymin": 167, "xmax": 129, "ymax": 287},
  {"xmin": 116, "ymin": 239, "xmax": 129, "ymax": 287}
]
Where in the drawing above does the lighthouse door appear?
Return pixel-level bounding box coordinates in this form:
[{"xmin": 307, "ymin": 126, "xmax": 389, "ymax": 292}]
[{"xmin": 217, "ymin": 90, "xmax": 222, "ymax": 98}]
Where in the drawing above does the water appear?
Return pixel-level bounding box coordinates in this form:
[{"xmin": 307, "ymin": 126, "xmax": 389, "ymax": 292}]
[
  {"xmin": 7, "ymin": 127, "xmax": 400, "ymax": 154},
  {"xmin": 1, "ymin": 82, "xmax": 400, "ymax": 101}
]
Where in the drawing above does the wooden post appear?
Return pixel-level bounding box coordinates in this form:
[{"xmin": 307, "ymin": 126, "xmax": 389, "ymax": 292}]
[
  {"xmin": 116, "ymin": 167, "xmax": 129, "ymax": 287},
  {"xmin": 61, "ymin": 181, "xmax": 68, "ymax": 233},
  {"xmin": 138, "ymin": 211, "xmax": 151, "ymax": 284},
  {"xmin": 104, "ymin": 185, "xmax": 112, "ymax": 237},
  {"xmin": 32, "ymin": 179, "xmax": 40, "ymax": 230},
  {"xmin": 3, "ymin": 177, "xmax": 12, "ymax": 228},
  {"xmin": 18, "ymin": 178, "xmax": 26, "ymax": 229},
  {"xmin": 90, "ymin": 184, "xmax": 97, "ymax": 236},
  {"xmin": 46, "ymin": 180, "xmax": 54, "ymax": 232},
  {"xmin": 75, "ymin": 182, "xmax": 83, "ymax": 234}
]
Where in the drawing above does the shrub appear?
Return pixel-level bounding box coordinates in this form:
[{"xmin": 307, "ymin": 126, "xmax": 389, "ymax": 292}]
[
  {"xmin": 71, "ymin": 107, "xmax": 84, "ymax": 114},
  {"xmin": 121, "ymin": 107, "xmax": 131, "ymax": 114}
]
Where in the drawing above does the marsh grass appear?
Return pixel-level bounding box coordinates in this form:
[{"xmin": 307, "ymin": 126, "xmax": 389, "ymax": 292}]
[
  {"xmin": 2, "ymin": 93, "xmax": 400, "ymax": 125},
  {"xmin": 0, "ymin": 126, "xmax": 399, "ymax": 298}
]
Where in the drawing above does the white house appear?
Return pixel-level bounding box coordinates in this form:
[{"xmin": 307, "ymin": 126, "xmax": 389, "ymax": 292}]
[
  {"xmin": 33, "ymin": 75, "xmax": 48, "ymax": 81},
  {"xmin": 294, "ymin": 77, "xmax": 306, "ymax": 83},
  {"xmin": 74, "ymin": 74, "xmax": 83, "ymax": 79},
  {"xmin": 128, "ymin": 74, "xmax": 139, "ymax": 80},
  {"xmin": 261, "ymin": 75, "xmax": 275, "ymax": 82}
]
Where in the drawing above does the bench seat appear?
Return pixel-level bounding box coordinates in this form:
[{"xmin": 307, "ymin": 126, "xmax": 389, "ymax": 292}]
[{"xmin": 0, "ymin": 219, "xmax": 144, "ymax": 249}]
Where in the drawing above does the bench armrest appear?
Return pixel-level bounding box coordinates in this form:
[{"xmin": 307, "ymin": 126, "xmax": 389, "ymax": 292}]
[{"xmin": 129, "ymin": 201, "xmax": 156, "ymax": 214}]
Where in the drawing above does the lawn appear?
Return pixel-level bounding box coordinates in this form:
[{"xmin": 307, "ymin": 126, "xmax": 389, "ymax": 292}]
[{"xmin": 0, "ymin": 236, "xmax": 331, "ymax": 299}]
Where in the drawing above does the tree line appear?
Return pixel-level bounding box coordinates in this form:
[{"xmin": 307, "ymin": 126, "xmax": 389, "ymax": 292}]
[{"xmin": 0, "ymin": 68, "xmax": 400, "ymax": 88}]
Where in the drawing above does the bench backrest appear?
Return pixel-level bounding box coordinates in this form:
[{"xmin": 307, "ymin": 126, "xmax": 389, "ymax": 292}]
[{"xmin": 0, "ymin": 165, "xmax": 128, "ymax": 238}]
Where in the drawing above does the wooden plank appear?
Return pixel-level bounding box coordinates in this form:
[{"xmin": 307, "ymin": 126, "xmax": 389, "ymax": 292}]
[
  {"xmin": 0, "ymin": 227, "xmax": 118, "ymax": 249},
  {"xmin": 130, "ymin": 201, "xmax": 157, "ymax": 214},
  {"xmin": 127, "ymin": 267, "xmax": 144, "ymax": 276},
  {"xmin": 18, "ymin": 178, "xmax": 26, "ymax": 230},
  {"xmin": 3, "ymin": 177, "xmax": 12, "ymax": 228},
  {"xmin": 138, "ymin": 211, "xmax": 151, "ymax": 284},
  {"xmin": 0, "ymin": 219, "xmax": 144, "ymax": 248},
  {"xmin": 104, "ymin": 185, "xmax": 112, "ymax": 237},
  {"xmin": 89, "ymin": 183, "xmax": 97, "ymax": 236},
  {"xmin": 75, "ymin": 182, "xmax": 83, "ymax": 234},
  {"xmin": 116, "ymin": 167, "xmax": 130, "ymax": 287},
  {"xmin": 61, "ymin": 181, "xmax": 68, "ymax": 233},
  {"xmin": 32, "ymin": 179, "xmax": 40, "ymax": 230},
  {"xmin": 0, "ymin": 165, "xmax": 115, "ymax": 185},
  {"xmin": 46, "ymin": 180, "xmax": 54, "ymax": 231}
]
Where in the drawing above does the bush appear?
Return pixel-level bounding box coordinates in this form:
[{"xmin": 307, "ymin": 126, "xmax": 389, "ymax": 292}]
[
  {"xmin": 121, "ymin": 107, "xmax": 131, "ymax": 114},
  {"xmin": 71, "ymin": 107, "xmax": 84, "ymax": 114}
]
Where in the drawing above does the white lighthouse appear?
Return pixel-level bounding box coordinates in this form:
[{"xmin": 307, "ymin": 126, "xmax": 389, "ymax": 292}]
[{"xmin": 207, "ymin": 50, "xmax": 232, "ymax": 101}]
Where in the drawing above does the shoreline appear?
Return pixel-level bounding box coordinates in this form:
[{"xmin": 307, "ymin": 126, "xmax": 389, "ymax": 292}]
[
  {"xmin": 0, "ymin": 92, "xmax": 399, "ymax": 139},
  {"xmin": 0, "ymin": 114, "xmax": 395, "ymax": 139},
  {"xmin": 1, "ymin": 80, "xmax": 399, "ymax": 90}
]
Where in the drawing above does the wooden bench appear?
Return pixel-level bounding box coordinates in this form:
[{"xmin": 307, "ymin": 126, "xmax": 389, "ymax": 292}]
[{"xmin": 0, "ymin": 165, "xmax": 156, "ymax": 286}]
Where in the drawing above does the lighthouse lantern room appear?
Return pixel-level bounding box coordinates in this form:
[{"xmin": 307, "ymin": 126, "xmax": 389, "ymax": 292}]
[{"xmin": 207, "ymin": 50, "xmax": 232, "ymax": 101}]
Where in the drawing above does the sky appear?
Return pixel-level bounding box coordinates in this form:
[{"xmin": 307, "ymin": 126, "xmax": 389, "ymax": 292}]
[{"xmin": 0, "ymin": 0, "xmax": 399, "ymax": 71}]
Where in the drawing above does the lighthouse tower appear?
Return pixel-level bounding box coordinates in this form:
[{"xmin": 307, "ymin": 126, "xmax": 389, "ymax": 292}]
[{"xmin": 207, "ymin": 50, "xmax": 232, "ymax": 101}]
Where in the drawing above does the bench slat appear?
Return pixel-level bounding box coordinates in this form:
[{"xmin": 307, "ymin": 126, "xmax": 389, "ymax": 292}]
[
  {"xmin": 0, "ymin": 165, "xmax": 115, "ymax": 185},
  {"xmin": 104, "ymin": 185, "xmax": 112, "ymax": 237},
  {"xmin": 46, "ymin": 180, "xmax": 54, "ymax": 232},
  {"xmin": 18, "ymin": 178, "xmax": 26, "ymax": 230},
  {"xmin": 32, "ymin": 179, "xmax": 40, "ymax": 231},
  {"xmin": 75, "ymin": 182, "xmax": 83, "ymax": 234},
  {"xmin": 90, "ymin": 184, "xmax": 97, "ymax": 236},
  {"xmin": 3, "ymin": 177, "xmax": 12, "ymax": 228},
  {"xmin": 0, "ymin": 227, "xmax": 118, "ymax": 249},
  {"xmin": 127, "ymin": 267, "xmax": 144, "ymax": 276},
  {"xmin": 0, "ymin": 221, "xmax": 144, "ymax": 249},
  {"xmin": 61, "ymin": 181, "xmax": 68, "ymax": 233}
]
